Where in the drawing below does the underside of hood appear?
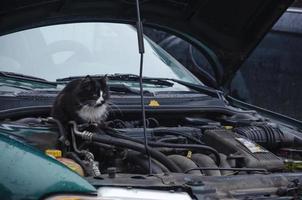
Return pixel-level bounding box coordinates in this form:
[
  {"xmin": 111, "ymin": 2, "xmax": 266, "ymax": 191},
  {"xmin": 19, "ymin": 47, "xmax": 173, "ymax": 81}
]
[{"xmin": 0, "ymin": 0, "xmax": 293, "ymax": 86}]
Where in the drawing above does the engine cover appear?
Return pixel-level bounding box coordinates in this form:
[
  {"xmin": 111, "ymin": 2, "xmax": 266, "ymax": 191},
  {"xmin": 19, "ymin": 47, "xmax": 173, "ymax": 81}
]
[{"xmin": 202, "ymin": 129, "xmax": 284, "ymax": 170}]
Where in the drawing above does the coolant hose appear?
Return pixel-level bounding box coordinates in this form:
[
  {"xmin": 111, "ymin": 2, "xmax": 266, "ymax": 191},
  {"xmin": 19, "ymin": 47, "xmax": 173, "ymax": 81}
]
[
  {"xmin": 0, "ymin": 106, "xmax": 50, "ymax": 120},
  {"xmin": 65, "ymin": 152, "xmax": 90, "ymax": 176},
  {"xmin": 90, "ymin": 134, "xmax": 182, "ymax": 173},
  {"xmin": 153, "ymin": 129, "xmax": 204, "ymax": 145},
  {"xmin": 45, "ymin": 117, "xmax": 69, "ymax": 146}
]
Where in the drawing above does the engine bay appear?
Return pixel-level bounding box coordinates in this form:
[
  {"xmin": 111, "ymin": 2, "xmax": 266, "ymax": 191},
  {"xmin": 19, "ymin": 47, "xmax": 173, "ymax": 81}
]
[{"xmin": 3, "ymin": 107, "xmax": 302, "ymax": 178}]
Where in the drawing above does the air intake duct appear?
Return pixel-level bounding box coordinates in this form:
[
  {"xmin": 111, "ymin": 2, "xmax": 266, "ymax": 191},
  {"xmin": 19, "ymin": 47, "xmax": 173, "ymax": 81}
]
[{"xmin": 234, "ymin": 125, "xmax": 302, "ymax": 150}]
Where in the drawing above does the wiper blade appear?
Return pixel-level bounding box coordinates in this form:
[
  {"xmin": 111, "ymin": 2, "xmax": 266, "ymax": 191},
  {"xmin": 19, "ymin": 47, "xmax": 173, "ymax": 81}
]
[
  {"xmin": 57, "ymin": 74, "xmax": 225, "ymax": 99},
  {"xmin": 152, "ymin": 78, "xmax": 226, "ymax": 100},
  {"xmin": 108, "ymin": 74, "xmax": 174, "ymax": 87},
  {"xmin": 0, "ymin": 71, "xmax": 56, "ymax": 85},
  {"xmin": 56, "ymin": 75, "xmax": 97, "ymax": 82},
  {"xmin": 57, "ymin": 75, "xmax": 150, "ymax": 95},
  {"xmin": 108, "ymin": 74, "xmax": 222, "ymax": 98},
  {"xmin": 109, "ymin": 83, "xmax": 151, "ymax": 95},
  {"xmin": 57, "ymin": 74, "xmax": 174, "ymax": 87}
]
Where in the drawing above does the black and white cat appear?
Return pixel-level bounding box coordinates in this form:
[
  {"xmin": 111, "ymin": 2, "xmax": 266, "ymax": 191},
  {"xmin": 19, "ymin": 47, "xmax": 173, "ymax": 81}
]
[{"xmin": 51, "ymin": 76, "xmax": 110, "ymax": 125}]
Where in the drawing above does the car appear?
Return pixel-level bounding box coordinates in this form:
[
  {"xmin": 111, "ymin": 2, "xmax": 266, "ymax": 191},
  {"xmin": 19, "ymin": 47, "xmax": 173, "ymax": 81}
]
[{"xmin": 0, "ymin": 0, "xmax": 302, "ymax": 200}]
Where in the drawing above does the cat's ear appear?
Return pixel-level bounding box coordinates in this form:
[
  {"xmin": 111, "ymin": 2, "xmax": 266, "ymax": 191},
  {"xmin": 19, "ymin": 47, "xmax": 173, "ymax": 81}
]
[
  {"xmin": 81, "ymin": 75, "xmax": 93, "ymax": 90},
  {"xmin": 100, "ymin": 75, "xmax": 108, "ymax": 85},
  {"xmin": 103, "ymin": 74, "xmax": 108, "ymax": 81},
  {"xmin": 83, "ymin": 75, "xmax": 93, "ymax": 82}
]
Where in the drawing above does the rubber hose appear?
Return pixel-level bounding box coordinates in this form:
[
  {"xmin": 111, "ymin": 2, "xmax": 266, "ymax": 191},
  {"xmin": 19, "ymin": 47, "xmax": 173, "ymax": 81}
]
[
  {"xmin": 46, "ymin": 118, "xmax": 68, "ymax": 145},
  {"xmin": 0, "ymin": 106, "xmax": 50, "ymax": 120},
  {"xmin": 91, "ymin": 134, "xmax": 182, "ymax": 173},
  {"xmin": 65, "ymin": 152, "xmax": 89, "ymax": 176},
  {"xmin": 168, "ymin": 155, "xmax": 201, "ymax": 175},
  {"xmin": 153, "ymin": 129, "xmax": 204, "ymax": 145},
  {"xmin": 157, "ymin": 137, "xmax": 180, "ymax": 143}
]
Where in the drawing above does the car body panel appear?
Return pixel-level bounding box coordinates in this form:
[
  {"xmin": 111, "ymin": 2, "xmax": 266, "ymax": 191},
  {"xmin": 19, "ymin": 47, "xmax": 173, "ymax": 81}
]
[{"xmin": 0, "ymin": 132, "xmax": 96, "ymax": 200}]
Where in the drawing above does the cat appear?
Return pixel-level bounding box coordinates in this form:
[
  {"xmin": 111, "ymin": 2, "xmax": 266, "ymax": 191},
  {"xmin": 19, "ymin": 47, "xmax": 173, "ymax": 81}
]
[{"xmin": 51, "ymin": 76, "xmax": 110, "ymax": 126}]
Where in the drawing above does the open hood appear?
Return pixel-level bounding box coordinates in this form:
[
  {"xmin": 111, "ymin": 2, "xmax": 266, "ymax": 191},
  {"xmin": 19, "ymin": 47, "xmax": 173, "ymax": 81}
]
[{"xmin": 0, "ymin": 0, "xmax": 293, "ymax": 86}]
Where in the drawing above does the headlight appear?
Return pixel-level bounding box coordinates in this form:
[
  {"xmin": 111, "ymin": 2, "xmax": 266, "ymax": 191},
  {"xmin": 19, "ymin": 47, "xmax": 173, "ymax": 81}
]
[
  {"xmin": 45, "ymin": 196, "xmax": 98, "ymax": 200},
  {"xmin": 45, "ymin": 187, "xmax": 192, "ymax": 200}
]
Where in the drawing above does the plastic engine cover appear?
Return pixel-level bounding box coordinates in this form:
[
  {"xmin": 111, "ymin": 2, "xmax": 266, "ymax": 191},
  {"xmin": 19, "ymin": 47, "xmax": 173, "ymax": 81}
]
[{"xmin": 202, "ymin": 129, "xmax": 284, "ymax": 170}]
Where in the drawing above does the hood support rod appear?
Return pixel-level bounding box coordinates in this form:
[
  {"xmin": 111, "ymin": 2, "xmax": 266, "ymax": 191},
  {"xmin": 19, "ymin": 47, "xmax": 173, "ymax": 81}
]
[{"xmin": 135, "ymin": 0, "xmax": 152, "ymax": 174}]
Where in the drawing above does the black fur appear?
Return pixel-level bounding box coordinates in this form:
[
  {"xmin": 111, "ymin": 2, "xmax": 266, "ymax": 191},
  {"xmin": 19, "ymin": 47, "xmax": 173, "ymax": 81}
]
[{"xmin": 51, "ymin": 76, "xmax": 110, "ymax": 125}]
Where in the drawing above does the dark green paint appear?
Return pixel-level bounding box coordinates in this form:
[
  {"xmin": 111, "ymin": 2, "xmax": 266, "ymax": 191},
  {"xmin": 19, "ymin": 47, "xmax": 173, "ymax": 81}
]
[{"xmin": 0, "ymin": 132, "xmax": 96, "ymax": 200}]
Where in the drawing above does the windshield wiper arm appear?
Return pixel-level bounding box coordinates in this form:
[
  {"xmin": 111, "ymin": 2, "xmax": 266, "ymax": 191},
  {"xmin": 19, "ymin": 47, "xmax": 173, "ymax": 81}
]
[
  {"xmin": 156, "ymin": 78, "xmax": 226, "ymax": 100},
  {"xmin": 109, "ymin": 83, "xmax": 152, "ymax": 95},
  {"xmin": 108, "ymin": 74, "xmax": 174, "ymax": 87},
  {"xmin": 57, "ymin": 74, "xmax": 225, "ymax": 98},
  {"xmin": 57, "ymin": 75, "xmax": 151, "ymax": 95},
  {"xmin": 56, "ymin": 75, "xmax": 102, "ymax": 82},
  {"xmin": 0, "ymin": 71, "xmax": 56, "ymax": 85},
  {"xmin": 110, "ymin": 75, "xmax": 226, "ymax": 99},
  {"xmin": 57, "ymin": 74, "xmax": 174, "ymax": 87}
]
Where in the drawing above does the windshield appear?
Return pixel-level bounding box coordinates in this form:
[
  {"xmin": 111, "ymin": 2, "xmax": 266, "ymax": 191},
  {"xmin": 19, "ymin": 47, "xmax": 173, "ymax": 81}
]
[{"xmin": 0, "ymin": 23, "xmax": 201, "ymax": 86}]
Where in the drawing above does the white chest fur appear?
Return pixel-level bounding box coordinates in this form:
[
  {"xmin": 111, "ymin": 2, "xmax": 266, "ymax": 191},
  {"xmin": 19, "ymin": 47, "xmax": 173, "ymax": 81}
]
[{"xmin": 77, "ymin": 104, "xmax": 108, "ymax": 123}]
